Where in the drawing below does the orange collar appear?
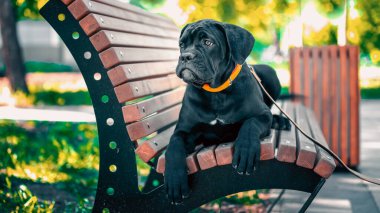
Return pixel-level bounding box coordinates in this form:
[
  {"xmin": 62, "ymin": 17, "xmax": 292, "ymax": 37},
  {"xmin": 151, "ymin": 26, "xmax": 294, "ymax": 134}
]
[{"xmin": 202, "ymin": 64, "xmax": 243, "ymax": 92}]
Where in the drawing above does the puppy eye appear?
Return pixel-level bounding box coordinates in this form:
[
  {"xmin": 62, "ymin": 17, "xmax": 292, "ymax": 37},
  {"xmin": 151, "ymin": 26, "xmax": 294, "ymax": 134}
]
[
  {"xmin": 179, "ymin": 42, "xmax": 184, "ymax": 49},
  {"xmin": 204, "ymin": 40, "xmax": 214, "ymax": 47}
]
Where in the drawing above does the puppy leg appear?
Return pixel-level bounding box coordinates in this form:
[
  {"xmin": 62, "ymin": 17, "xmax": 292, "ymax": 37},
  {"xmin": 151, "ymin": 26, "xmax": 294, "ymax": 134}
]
[
  {"xmin": 164, "ymin": 133, "xmax": 190, "ymax": 204},
  {"xmin": 232, "ymin": 111, "xmax": 272, "ymax": 175}
]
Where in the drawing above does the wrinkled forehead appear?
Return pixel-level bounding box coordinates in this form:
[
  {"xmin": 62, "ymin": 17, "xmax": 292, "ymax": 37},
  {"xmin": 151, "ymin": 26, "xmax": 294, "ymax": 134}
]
[{"xmin": 181, "ymin": 21, "xmax": 226, "ymax": 46}]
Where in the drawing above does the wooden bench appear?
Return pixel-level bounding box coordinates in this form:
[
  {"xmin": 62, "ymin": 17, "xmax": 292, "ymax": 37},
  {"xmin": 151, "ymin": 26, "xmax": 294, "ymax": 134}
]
[
  {"xmin": 40, "ymin": 0, "xmax": 336, "ymax": 212},
  {"xmin": 290, "ymin": 46, "xmax": 360, "ymax": 167}
]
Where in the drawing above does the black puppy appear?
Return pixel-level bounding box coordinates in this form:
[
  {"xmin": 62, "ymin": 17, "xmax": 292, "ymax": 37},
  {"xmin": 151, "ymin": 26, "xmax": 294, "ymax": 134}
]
[{"xmin": 164, "ymin": 19, "xmax": 289, "ymax": 204}]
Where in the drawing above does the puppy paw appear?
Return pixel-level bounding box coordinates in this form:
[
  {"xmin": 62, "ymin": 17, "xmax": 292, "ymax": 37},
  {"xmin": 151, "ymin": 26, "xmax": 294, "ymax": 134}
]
[
  {"xmin": 164, "ymin": 150, "xmax": 190, "ymax": 204},
  {"xmin": 232, "ymin": 136, "xmax": 260, "ymax": 175},
  {"xmin": 271, "ymin": 114, "xmax": 291, "ymax": 131}
]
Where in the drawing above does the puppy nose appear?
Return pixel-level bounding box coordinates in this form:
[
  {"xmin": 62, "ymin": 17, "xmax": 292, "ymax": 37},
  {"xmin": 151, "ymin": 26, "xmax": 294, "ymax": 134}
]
[{"xmin": 180, "ymin": 52, "xmax": 195, "ymax": 62}]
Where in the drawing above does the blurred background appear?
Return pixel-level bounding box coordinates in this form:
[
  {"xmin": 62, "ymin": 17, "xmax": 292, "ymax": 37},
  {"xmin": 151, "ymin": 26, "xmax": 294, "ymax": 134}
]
[{"xmin": 0, "ymin": 0, "xmax": 379, "ymax": 212}]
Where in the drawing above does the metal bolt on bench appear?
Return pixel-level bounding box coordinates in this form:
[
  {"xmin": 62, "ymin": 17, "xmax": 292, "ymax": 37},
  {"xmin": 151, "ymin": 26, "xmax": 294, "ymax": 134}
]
[{"xmin": 40, "ymin": 0, "xmax": 336, "ymax": 212}]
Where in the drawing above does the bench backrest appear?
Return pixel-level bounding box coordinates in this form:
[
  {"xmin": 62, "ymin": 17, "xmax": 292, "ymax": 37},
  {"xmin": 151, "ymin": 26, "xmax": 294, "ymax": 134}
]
[
  {"xmin": 289, "ymin": 45, "xmax": 360, "ymax": 167},
  {"xmin": 66, "ymin": 0, "xmax": 184, "ymax": 163}
]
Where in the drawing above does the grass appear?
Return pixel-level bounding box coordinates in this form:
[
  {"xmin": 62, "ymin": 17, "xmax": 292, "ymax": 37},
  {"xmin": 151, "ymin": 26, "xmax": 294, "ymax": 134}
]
[{"xmin": 0, "ymin": 120, "xmax": 98, "ymax": 212}]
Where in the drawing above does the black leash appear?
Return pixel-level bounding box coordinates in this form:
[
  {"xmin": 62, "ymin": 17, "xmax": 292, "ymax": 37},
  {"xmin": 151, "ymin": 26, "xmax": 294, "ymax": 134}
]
[{"xmin": 249, "ymin": 66, "xmax": 380, "ymax": 186}]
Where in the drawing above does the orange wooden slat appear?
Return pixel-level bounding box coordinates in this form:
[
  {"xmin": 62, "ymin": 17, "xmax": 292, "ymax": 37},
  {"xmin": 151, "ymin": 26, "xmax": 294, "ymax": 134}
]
[
  {"xmin": 339, "ymin": 46, "xmax": 349, "ymax": 164},
  {"xmin": 99, "ymin": 47, "xmax": 179, "ymax": 69},
  {"xmin": 295, "ymin": 105, "xmax": 317, "ymax": 169},
  {"xmin": 156, "ymin": 149, "xmax": 200, "ymax": 175},
  {"xmin": 197, "ymin": 145, "xmax": 217, "ymax": 170},
  {"xmin": 79, "ymin": 13, "xmax": 179, "ymax": 38},
  {"xmin": 348, "ymin": 46, "xmax": 360, "ymax": 166},
  {"xmin": 126, "ymin": 104, "xmax": 181, "ymax": 141},
  {"xmin": 61, "ymin": 0, "xmax": 73, "ymax": 5},
  {"xmin": 68, "ymin": 0, "xmax": 177, "ymax": 30},
  {"xmin": 122, "ymin": 87, "xmax": 185, "ymax": 123},
  {"xmin": 260, "ymin": 130, "xmax": 276, "ymax": 160},
  {"xmin": 306, "ymin": 108, "xmax": 336, "ymax": 178},
  {"xmin": 329, "ymin": 46, "xmax": 339, "ymax": 154},
  {"xmin": 276, "ymin": 102, "xmax": 297, "ymax": 163},
  {"xmin": 107, "ymin": 61, "xmax": 177, "ymax": 87},
  {"xmin": 312, "ymin": 47, "xmax": 321, "ymax": 123},
  {"xmin": 90, "ymin": 30, "xmax": 179, "ymax": 52},
  {"xmin": 302, "ymin": 48, "xmax": 311, "ymax": 107},
  {"xmin": 114, "ymin": 74, "xmax": 182, "ymax": 103},
  {"xmin": 135, "ymin": 125, "xmax": 175, "ymax": 162},
  {"xmin": 321, "ymin": 46, "xmax": 331, "ymax": 148},
  {"xmin": 215, "ymin": 142, "xmax": 234, "ymax": 166},
  {"xmin": 289, "ymin": 48, "xmax": 295, "ymax": 91},
  {"xmin": 291, "ymin": 48, "xmax": 302, "ymax": 95}
]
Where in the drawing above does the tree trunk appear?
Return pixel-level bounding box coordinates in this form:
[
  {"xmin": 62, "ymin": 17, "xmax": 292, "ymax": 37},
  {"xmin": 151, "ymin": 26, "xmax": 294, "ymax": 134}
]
[{"xmin": 0, "ymin": 0, "xmax": 29, "ymax": 94}]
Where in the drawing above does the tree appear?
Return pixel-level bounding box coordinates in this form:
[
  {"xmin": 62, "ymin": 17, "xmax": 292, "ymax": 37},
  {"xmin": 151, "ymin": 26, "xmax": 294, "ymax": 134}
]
[{"xmin": 0, "ymin": 0, "xmax": 29, "ymax": 93}]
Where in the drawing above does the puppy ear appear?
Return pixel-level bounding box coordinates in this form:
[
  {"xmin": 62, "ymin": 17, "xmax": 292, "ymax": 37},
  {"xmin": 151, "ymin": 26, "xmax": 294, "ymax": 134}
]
[{"xmin": 218, "ymin": 23, "xmax": 255, "ymax": 64}]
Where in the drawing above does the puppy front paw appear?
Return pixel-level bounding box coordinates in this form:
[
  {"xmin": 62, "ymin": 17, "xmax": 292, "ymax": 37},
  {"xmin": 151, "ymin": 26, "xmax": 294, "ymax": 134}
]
[
  {"xmin": 164, "ymin": 151, "xmax": 190, "ymax": 204},
  {"xmin": 232, "ymin": 136, "xmax": 260, "ymax": 176}
]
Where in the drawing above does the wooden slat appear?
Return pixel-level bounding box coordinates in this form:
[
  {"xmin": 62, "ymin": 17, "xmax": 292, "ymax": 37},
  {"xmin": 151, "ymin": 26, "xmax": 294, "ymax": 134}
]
[
  {"xmin": 92, "ymin": 0, "xmax": 173, "ymax": 24},
  {"xmin": 126, "ymin": 104, "xmax": 181, "ymax": 141},
  {"xmin": 339, "ymin": 46, "xmax": 349, "ymax": 164},
  {"xmin": 90, "ymin": 30, "xmax": 179, "ymax": 52},
  {"xmin": 122, "ymin": 87, "xmax": 185, "ymax": 123},
  {"xmin": 99, "ymin": 47, "xmax": 179, "ymax": 69},
  {"xmin": 107, "ymin": 61, "xmax": 177, "ymax": 87},
  {"xmin": 295, "ymin": 104, "xmax": 317, "ymax": 169},
  {"xmin": 329, "ymin": 46, "xmax": 339, "ymax": 153},
  {"xmin": 290, "ymin": 48, "xmax": 301, "ymax": 95},
  {"xmin": 61, "ymin": 0, "xmax": 73, "ymax": 5},
  {"xmin": 348, "ymin": 46, "xmax": 360, "ymax": 166},
  {"xmin": 321, "ymin": 47, "xmax": 330, "ymax": 149},
  {"xmin": 135, "ymin": 125, "xmax": 175, "ymax": 162},
  {"xmin": 215, "ymin": 142, "xmax": 234, "ymax": 166},
  {"xmin": 312, "ymin": 47, "xmax": 321, "ymax": 123},
  {"xmin": 197, "ymin": 145, "xmax": 217, "ymax": 170},
  {"xmin": 260, "ymin": 130, "xmax": 276, "ymax": 160},
  {"xmin": 156, "ymin": 147, "xmax": 202, "ymax": 174},
  {"xmin": 114, "ymin": 74, "xmax": 182, "ymax": 103},
  {"xmin": 276, "ymin": 102, "xmax": 297, "ymax": 163},
  {"xmin": 213, "ymin": 129, "xmax": 276, "ymax": 166},
  {"xmin": 68, "ymin": 0, "xmax": 177, "ymax": 30},
  {"xmin": 306, "ymin": 108, "xmax": 336, "ymax": 178},
  {"xmin": 302, "ymin": 48, "xmax": 311, "ymax": 107},
  {"xmin": 79, "ymin": 14, "xmax": 179, "ymax": 38}
]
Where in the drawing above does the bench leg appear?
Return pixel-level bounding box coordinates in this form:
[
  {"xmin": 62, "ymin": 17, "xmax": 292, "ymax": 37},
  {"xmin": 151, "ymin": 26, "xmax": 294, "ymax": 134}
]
[{"xmin": 299, "ymin": 178, "xmax": 326, "ymax": 213}]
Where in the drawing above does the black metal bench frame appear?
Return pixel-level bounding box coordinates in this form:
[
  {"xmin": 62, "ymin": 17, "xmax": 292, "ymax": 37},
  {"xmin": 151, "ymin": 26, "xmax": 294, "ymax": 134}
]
[{"xmin": 40, "ymin": 0, "xmax": 326, "ymax": 212}]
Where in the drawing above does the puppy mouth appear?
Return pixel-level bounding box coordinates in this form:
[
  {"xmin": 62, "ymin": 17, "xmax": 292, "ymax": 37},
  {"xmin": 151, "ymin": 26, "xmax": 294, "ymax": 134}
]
[{"xmin": 179, "ymin": 69, "xmax": 209, "ymax": 88}]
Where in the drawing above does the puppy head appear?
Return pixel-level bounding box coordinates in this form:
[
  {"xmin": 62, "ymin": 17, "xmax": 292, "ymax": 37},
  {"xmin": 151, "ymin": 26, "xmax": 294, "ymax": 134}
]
[{"xmin": 176, "ymin": 19, "xmax": 255, "ymax": 88}]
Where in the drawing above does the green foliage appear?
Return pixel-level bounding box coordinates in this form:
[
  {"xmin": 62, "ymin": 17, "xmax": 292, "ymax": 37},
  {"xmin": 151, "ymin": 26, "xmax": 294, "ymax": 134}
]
[
  {"xmin": 0, "ymin": 120, "xmax": 99, "ymax": 211},
  {"xmin": 304, "ymin": 23, "xmax": 338, "ymax": 46},
  {"xmin": 1, "ymin": 61, "xmax": 73, "ymax": 76},
  {"xmin": 33, "ymin": 90, "xmax": 92, "ymax": 106},
  {"xmin": 361, "ymin": 87, "xmax": 380, "ymax": 99},
  {"xmin": 129, "ymin": 0, "xmax": 165, "ymax": 10},
  {"xmin": 0, "ymin": 176, "xmax": 54, "ymax": 212},
  {"xmin": 316, "ymin": 0, "xmax": 345, "ymax": 18},
  {"xmin": 352, "ymin": 0, "xmax": 380, "ymax": 62}
]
